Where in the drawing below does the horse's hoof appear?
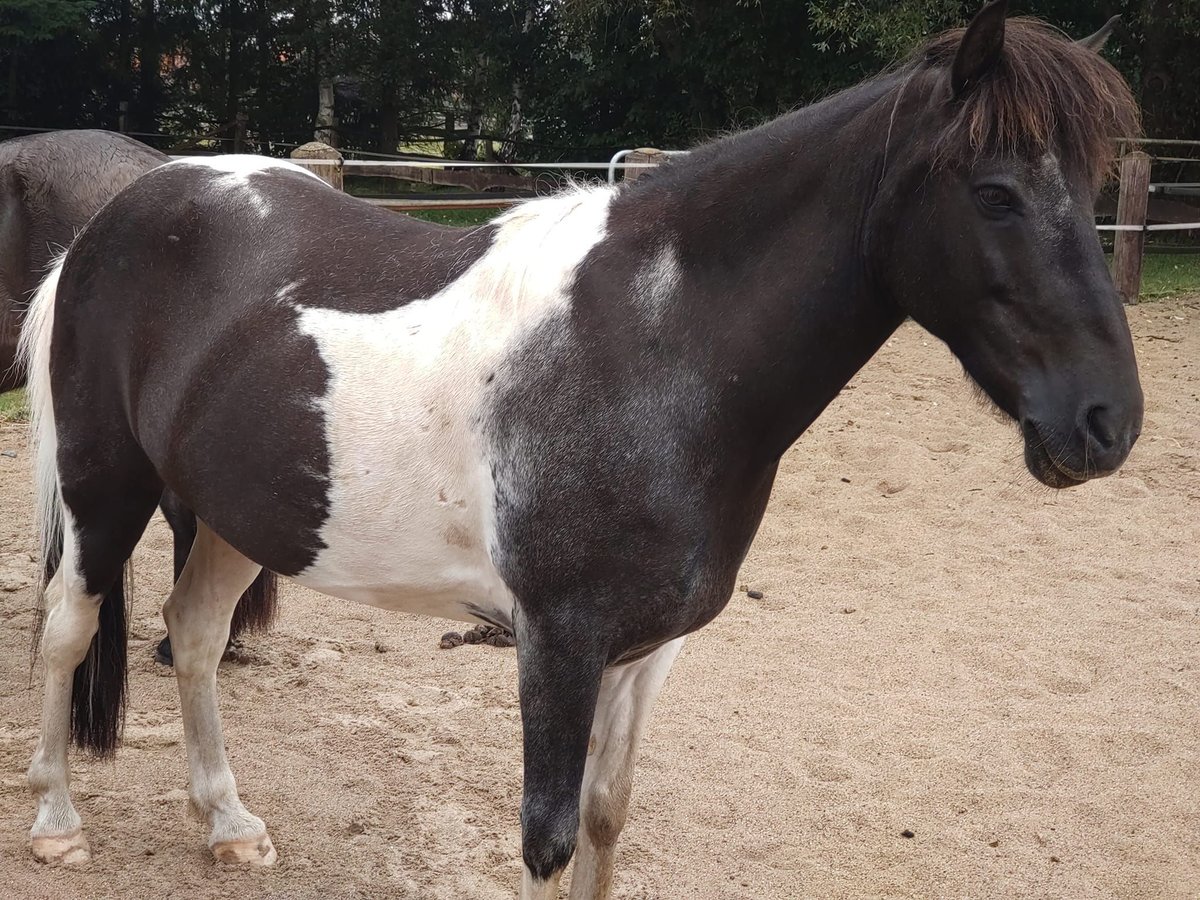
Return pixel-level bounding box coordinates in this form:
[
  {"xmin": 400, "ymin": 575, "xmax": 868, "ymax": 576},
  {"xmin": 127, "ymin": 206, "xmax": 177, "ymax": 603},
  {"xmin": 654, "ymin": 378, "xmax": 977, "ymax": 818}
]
[
  {"xmin": 153, "ymin": 635, "xmax": 174, "ymax": 666},
  {"xmin": 31, "ymin": 829, "xmax": 91, "ymax": 865},
  {"xmin": 212, "ymin": 832, "xmax": 277, "ymax": 866},
  {"xmin": 157, "ymin": 636, "xmax": 239, "ymax": 666}
]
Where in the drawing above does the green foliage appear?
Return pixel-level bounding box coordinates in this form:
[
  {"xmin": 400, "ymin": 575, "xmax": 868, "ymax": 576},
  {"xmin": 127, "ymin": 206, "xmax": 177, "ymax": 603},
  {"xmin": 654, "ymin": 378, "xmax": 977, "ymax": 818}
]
[
  {"xmin": 807, "ymin": 0, "xmax": 1200, "ymax": 138},
  {"xmin": 0, "ymin": 0, "xmax": 91, "ymax": 42},
  {"xmin": 1, "ymin": 0, "xmax": 1197, "ymax": 158},
  {"xmin": 809, "ymin": 0, "xmax": 969, "ymax": 57}
]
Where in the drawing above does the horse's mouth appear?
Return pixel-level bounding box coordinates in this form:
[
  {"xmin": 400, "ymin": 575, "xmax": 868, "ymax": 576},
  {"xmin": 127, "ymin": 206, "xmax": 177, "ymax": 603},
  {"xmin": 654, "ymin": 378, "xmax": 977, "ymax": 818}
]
[{"xmin": 1022, "ymin": 422, "xmax": 1089, "ymax": 489}]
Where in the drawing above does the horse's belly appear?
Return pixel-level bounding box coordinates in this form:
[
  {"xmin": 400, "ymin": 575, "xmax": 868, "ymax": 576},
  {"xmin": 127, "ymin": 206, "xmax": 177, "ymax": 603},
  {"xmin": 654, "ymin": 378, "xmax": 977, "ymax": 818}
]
[
  {"xmin": 293, "ymin": 550, "xmax": 513, "ymax": 626},
  {"xmin": 288, "ymin": 302, "xmax": 516, "ymax": 628},
  {"xmin": 291, "ymin": 463, "xmax": 515, "ymax": 626}
]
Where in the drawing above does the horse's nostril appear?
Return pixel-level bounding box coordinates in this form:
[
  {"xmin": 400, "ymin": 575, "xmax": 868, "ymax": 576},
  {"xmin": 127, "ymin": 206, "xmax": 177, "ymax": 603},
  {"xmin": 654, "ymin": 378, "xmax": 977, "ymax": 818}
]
[{"xmin": 1086, "ymin": 405, "xmax": 1120, "ymax": 452}]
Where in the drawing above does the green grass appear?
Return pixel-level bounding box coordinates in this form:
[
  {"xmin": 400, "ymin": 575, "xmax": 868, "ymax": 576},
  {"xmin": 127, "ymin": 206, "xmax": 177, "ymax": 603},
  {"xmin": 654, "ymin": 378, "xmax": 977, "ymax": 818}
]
[
  {"xmin": 1134, "ymin": 252, "xmax": 1200, "ymax": 299},
  {"xmin": 1106, "ymin": 249, "xmax": 1200, "ymax": 299},
  {"xmin": 0, "ymin": 387, "xmax": 28, "ymax": 423},
  {"xmin": 404, "ymin": 207, "xmax": 501, "ymax": 227}
]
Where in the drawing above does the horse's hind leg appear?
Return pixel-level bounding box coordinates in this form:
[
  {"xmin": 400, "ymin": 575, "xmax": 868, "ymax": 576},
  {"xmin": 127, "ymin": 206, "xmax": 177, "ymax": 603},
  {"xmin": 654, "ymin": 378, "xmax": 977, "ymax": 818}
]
[
  {"xmin": 28, "ymin": 559, "xmax": 93, "ymax": 865},
  {"xmin": 568, "ymin": 638, "xmax": 684, "ymax": 900},
  {"xmin": 29, "ymin": 483, "xmax": 160, "ymax": 865},
  {"xmin": 163, "ymin": 521, "xmax": 276, "ymax": 865}
]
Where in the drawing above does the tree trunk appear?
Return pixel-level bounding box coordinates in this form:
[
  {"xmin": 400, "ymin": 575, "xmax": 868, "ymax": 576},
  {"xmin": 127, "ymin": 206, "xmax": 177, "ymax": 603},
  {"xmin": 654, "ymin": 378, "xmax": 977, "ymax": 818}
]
[
  {"xmin": 1137, "ymin": 0, "xmax": 1174, "ymax": 135},
  {"xmin": 499, "ymin": 7, "xmax": 532, "ymax": 162},
  {"xmin": 316, "ymin": 77, "xmax": 337, "ymax": 146},
  {"xmin": 255, "ymin": 0, "xmax": 272, "ymax": 144},
  {"xmin": 5, "ymin": 48, "xmax": 18, "ymax": 113},
  {"xmin": 118, "ymin": 0, "xmax": 133, "ymax": 125},
  {"xmin": 379, "ymin": 88, "xmax": 399, "ymax": 154},
  {"xmin": 459, "ymin": 103, "xmax": 482, "ymax": 160},
  {"xmin": 443, "ymin": 111, "xmax": 456, "ymax": 158},
  {"xmin": 137, "ymin": 0, "xmax": 160, "ymax": 133},
  {"xmin": 225, "ymin": 0, "xmax": 242, "ymax": 129}
]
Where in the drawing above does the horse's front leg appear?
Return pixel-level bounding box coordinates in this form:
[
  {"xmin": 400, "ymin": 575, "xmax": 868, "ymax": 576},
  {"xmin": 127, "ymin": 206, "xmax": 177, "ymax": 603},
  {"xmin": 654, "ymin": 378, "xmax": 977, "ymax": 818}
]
[
  {"xmin": 164, "ymin": 522, "xmax": 276, "ymax": 865},
  {"xmin": 568, "ymin": 637, "xmax": 684, "ymax": 900},
  {"xmin": 515, "ymin": 612, "xmax": 607, "ymax": 899}
]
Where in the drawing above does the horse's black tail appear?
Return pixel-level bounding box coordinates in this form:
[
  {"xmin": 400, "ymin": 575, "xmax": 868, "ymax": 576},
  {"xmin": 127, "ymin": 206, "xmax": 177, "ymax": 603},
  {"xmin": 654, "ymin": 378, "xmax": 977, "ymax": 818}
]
[
  {"xmin": 71, "ymin": 565, "xmax": 132, "ymax": 756},
  {"xmin": 229, "ymin": 569, "xmax": 279, "ymax": 639},
  {"xmin": 20, "ymin": 255, "xmax": 131, "ymax": 758}
]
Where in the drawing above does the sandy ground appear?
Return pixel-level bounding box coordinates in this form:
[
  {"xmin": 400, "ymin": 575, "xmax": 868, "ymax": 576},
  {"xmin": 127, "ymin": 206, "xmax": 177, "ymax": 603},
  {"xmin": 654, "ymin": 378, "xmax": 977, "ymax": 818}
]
[{"xmin": 1, "ymin": 298, "xmax": 1197, "ymax": 900}]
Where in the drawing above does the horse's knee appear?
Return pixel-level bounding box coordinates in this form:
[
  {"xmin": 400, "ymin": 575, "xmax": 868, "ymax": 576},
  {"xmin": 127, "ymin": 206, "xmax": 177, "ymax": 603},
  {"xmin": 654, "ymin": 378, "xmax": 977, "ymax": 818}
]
[
  {"xmin": 40, "ymin": 592, "xmax": 100, "ymax": 667},
  {"xmin": 521, "ymin": 794, "xmax": 579, "ymax": 881},
  {"xmin": 582, "ymin": 779, "xmax": 631, "ymax": 849}
]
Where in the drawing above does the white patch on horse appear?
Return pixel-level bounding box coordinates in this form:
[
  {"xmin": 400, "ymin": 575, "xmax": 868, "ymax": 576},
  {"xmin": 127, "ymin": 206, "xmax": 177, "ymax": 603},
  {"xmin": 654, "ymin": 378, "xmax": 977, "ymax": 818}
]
[
  {"xmin": 292, "ymin": 186, "xmax": 615, "ymax": 626},
  {"xmin": 169, "ymin": 154, "xmax": 324, "ymax": 182},
  {"xmin": 632, "ymin": 243, "xmax": 681, "ymax": 327},
  {"xmin": 1032, "ymin": 153, "xmax": 1074, "ymax": 239},
  {"xmin": 274, "ymin": 281, "xmax": 302, "ymax": 305},
  {"xmin": 167, "ymin": 155, "xmax": 326, "ymax": 217}
]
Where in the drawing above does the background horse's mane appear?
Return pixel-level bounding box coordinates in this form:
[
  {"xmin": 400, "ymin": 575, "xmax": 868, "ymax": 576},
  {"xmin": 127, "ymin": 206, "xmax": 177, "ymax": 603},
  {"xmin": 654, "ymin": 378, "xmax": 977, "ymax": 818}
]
[{"xmin": 915, "ymin": 17, "xmax": 1141, "ymax": 185}]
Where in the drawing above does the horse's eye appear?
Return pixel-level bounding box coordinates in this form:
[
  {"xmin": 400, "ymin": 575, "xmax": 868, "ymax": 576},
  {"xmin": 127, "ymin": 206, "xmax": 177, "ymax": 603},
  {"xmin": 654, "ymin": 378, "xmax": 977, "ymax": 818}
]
[{"xmin": 978, "ymin": 186, "xmax": 1012, "ymax": 209}]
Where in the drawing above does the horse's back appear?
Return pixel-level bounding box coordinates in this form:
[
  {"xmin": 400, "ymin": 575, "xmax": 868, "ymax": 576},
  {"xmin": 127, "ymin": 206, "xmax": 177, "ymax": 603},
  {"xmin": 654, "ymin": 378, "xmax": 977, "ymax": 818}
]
[{"xmin": 51, "ymin": 156, "xmax": 508, "ymax": 589}]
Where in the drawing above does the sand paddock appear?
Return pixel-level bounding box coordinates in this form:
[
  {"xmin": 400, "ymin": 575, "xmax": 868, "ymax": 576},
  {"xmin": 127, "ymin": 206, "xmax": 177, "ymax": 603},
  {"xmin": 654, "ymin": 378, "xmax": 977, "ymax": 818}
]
[{"xmin": 1, "ymin": 297, "xmax": 1197, "ymax": 899}]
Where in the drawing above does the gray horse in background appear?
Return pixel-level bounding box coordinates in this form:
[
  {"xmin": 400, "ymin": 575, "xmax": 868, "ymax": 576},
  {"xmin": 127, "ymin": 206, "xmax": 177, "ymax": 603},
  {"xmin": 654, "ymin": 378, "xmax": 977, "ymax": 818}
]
[
  {"xmin": 1, "ymin": 130, "xmax": 168, "ymax": 391},
  {"xmin": 0, "ymin": 129, "xmax": 275, "ymax": 662}
]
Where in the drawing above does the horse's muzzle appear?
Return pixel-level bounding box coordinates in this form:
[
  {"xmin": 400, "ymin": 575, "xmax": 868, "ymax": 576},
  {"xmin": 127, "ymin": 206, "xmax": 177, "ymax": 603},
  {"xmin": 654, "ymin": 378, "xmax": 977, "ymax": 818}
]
[{"xmin": 1020, "ymin": 408, "xmax": 1141, "ymax": 488}]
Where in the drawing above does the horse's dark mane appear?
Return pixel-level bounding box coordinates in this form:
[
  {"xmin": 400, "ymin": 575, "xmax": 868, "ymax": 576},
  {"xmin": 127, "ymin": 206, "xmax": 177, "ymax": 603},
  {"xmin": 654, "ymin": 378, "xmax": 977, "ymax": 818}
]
[{"xmin": 915, "ymin": 17, "xmax": 1140, "ymax": 185}]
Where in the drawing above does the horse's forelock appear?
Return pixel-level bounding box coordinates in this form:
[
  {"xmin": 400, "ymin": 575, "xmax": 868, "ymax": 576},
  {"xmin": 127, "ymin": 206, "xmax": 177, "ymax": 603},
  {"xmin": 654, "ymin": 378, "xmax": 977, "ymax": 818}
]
[{"xmin": 915, "ymin": 17, "xmax": 1141, "ymax": 187}]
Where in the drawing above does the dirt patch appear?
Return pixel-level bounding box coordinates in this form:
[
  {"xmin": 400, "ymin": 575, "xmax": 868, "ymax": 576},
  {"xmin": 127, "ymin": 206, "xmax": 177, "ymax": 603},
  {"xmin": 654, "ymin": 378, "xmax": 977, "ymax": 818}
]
[{"xmin": 1, "ymin": 298, "xmax": 1197, "ymax": 899}]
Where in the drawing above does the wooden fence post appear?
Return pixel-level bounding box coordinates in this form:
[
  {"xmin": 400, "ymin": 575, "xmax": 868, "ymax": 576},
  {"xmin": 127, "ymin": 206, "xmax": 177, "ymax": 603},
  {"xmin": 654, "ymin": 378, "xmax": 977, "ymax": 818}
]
[
  {"xmin": 624, "ymin": 148, "xmax": 664, "ymax": 182},
  {"xmin": 291, "ymin": 141, "xmax": 343, "ymax": 191},
  {"xmin": 1112, "ymin": 149, "xmax": 1151, "ymax": 305},
  {"xmin": 233, "ymin": 112, "xmax": 249, "ymax": 153}
]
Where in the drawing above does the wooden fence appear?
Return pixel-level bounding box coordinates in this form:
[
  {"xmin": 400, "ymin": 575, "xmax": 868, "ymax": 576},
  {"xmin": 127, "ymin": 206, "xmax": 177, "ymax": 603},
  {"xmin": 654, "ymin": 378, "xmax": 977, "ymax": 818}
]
[{"xmin": 288, "ymin": 141, "xmax": 1199, "ymax": 303}]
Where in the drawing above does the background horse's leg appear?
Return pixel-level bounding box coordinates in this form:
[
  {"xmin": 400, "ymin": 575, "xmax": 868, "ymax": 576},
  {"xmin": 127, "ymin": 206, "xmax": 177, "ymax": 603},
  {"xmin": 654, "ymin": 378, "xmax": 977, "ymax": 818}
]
[
  {"xmin": 155, "ymin": 490, "xmax": 198, "ymax": 665},
  {"xmin": 515, "ymin": 615, "xmax": 608, "ymax": 900},
  {"xmin": 156, "ymin": 491, "xmax": 279, "ymax": 667},
  {"xmin": 568, "ymin": 638, "xmax": 684, "ymax": 900},
  {"xmin": 160, "ymin": 490, "xmax": 198, "ymax": 583},
  {"xmin": 163, "ymin": 522, "xmax": 276, "ymax": 865}
]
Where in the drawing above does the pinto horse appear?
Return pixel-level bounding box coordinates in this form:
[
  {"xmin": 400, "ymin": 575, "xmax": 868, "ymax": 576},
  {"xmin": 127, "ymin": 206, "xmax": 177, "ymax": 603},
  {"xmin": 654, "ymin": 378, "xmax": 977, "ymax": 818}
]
[
  {"xmin": 21, "ymin": 5, "xmax": 1141, "ymax": 897},
  {"xmin": 0, "ymin": 128, "xmax": 276, "ymax": 664}
]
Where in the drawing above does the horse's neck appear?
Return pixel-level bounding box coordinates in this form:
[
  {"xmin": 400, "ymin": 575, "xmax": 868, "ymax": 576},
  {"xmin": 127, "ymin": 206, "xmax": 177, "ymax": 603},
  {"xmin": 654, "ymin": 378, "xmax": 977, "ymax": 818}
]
[{"xmin": 616, "ymin": 79, "xmax": 909, "ymax": 461}]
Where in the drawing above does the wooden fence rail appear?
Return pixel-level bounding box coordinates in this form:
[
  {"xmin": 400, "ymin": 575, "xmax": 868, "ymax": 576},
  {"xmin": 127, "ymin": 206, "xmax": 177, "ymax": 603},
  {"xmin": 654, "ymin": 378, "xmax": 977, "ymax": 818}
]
[{"xmin": 287, "ymin": 142, "xmax": 1198, "ymax": 303}]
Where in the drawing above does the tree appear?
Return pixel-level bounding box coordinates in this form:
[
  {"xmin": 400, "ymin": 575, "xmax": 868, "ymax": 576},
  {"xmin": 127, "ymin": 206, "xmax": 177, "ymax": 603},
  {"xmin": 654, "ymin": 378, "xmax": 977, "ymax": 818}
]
[
  {"xmin": 0, "ymin": 0, "xmax": 93, "ymax": 111},
  {"xmin": 807, "ymin": 0, "xmax": 1200, "ymax": 137}
]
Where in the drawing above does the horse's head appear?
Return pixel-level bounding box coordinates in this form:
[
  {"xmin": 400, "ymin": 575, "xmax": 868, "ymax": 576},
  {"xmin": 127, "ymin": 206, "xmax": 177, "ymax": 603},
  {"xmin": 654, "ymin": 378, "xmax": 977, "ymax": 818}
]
[{"xmin": 872, "ymin": 1, "xmax": 1142, "ymax": 487}]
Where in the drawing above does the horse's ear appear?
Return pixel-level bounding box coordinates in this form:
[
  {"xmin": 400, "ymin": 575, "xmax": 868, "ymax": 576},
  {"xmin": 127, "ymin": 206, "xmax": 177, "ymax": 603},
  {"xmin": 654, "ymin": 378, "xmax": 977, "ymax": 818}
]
[
  {"xmin": 1078, "ymin": 15, "xmax": 1121, "ymax": 53},
  {"xmin": 951, "ymin": 0, "xmax": 1009, "ymax": 99}
]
